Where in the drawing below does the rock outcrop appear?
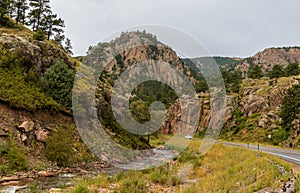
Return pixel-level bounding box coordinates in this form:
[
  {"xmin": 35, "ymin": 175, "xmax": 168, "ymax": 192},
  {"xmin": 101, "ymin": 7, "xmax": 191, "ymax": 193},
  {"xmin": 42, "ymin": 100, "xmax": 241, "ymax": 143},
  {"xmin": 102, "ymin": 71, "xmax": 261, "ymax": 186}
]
[
  {"xmin": 0, "ymin": 29, "xmax": 77, "ymax": 77},
  {"xmin": 236, "ymin": 47, "xmax": 300, "ymax": 76}
]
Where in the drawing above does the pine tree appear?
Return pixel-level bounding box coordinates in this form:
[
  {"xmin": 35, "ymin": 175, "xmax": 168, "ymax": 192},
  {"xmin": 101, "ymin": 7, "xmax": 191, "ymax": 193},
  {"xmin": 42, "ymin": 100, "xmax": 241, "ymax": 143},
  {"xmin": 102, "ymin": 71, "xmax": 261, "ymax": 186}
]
[
  {"xmin": 53, "ymin": 32, "xmax": 65, "ymax": 46},
  {"xmin": 64, "ymin": 38, "xmax": 73, "ymax": 55},
  {"xmin": 42, "ymin": 61, "xmax": 75, "ymax": 108},
  {"xmin": 13, "ymin": 0, "xmax": 29, "ymax": 24},
  {"xmin": 268, "ymin": 65, "xmax": 285, "ymax": 79},
  {"xmin": 6, "ymin": 0, "xmax": 15, "ymax": 17},
  {"xmin": 0, "ymin": 0, "xmax": 14, "ymax": 25},
  {"xmin": 19, "ymin": 2, "xmax": 28, "ymax": 24},
  {"xmin": 248, "ymin": 65, "xmax": 263, "ymax": 79},
  {"xmin": 41, "ymin": 11, "xmax": 65, "ymax": 40},
  {"xmin": 281, "ymin": 84, "xmax": 300, "ymax": 130},
  {"xmin": 285, "ymin": 63, "xmax": 300, "ymax": 77},
  {"xmin": 28, "ymin": 0, "xmax": 51, "ymax": 31}
]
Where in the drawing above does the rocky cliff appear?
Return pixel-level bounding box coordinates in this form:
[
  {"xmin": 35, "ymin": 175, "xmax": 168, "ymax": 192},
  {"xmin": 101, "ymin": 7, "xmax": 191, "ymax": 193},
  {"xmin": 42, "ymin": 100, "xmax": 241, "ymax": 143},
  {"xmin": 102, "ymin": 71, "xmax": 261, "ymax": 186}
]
[
  {"xmin": 0, "ymin": 28, "xmax": 77, "ymax": 76},
  {"xmin": 0, "ymin": 26, "xmax": 94, "ymax": 172},
  {"xmin": 161, "ymin": 73, "xmax": 300, "ymax": 146},
  {"xmin": 236, "ymin": 47, "xmax": 300, "ymax": 76}
]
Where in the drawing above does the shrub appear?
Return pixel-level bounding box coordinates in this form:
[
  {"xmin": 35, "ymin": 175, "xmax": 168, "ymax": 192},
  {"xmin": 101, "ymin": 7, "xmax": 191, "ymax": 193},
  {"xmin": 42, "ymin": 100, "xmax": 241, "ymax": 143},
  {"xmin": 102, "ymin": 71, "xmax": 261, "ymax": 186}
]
[
  {"xmin": 268, "ymin": 65, "xmax": 285, "ymax": 79},
  {"xmin": 285, "ymin": 63, "xmax": 300, "ymax": 76},
  {"xmin": 45, "ymin": 125, "xmax": 74, "ymax": 167},
  {"xmin": 195, "ymin": 80, "xmax": 208, "ymax": 93},
  {"xmin": 0, "ymin": 67, "xmax": 60, "ymax": 111},
  {"xmin": 42, "ymin": 61, "xmax": 75, "ymax": 108},
  {"xmin": 33, "ymin": 29, "xmax": 46, "ymax": 41},
  {"xmin": 272, "ymin": 129, "xmax": 289, "ymax": 145},
  {"xmin": 119, "ymin": 177, "xmax": 148, "ymax": 193},
  {"xmin": 0, "ymin": 142, "xmax": 28, "ymax": 173},
  {"xmin": 70, "ymin": 185, "xmax": 89, "ymax": 193},
  {"xmin": 150, "ymin": 167, "xmax": 170, "ymax": 185},
  {"xmin": 248, "ymin": 65, "xmax": 263, "ymax": 79},
  {"xmin": 0, "ymin": 46, "xmax": 18, "ymax": 68}
]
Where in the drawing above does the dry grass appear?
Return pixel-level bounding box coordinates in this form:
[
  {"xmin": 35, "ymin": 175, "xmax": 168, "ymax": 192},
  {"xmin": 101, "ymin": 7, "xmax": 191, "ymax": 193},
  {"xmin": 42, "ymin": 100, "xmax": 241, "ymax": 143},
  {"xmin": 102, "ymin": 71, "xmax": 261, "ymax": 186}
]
[
  {"xmin": 178, "ymin": 141, "xmax": 289, "ymax": 193},
  {"xmin": 69, "ymin": 139, "xmax": 294, "ymax": 193}
]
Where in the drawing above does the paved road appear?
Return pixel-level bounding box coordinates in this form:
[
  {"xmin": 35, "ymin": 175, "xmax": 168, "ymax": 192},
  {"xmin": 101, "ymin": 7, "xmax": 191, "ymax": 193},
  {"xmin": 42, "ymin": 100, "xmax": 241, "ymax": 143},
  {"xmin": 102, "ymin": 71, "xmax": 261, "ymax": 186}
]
[{"xmin": 223, "ymin": 142, "xmax": 300, "ymax": 166}]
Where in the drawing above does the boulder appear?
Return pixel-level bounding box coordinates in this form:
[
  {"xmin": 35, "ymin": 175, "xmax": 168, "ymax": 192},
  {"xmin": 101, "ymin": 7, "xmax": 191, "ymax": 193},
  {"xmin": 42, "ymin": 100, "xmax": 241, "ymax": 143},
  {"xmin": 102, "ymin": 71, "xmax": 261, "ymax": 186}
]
[
  {"xmin": 18, "ymin": 121, "xmax": 35, "ymax": 133},
  {"xmin": 258, "ymin": 118, "xmax": 268, "ymax": 128}
]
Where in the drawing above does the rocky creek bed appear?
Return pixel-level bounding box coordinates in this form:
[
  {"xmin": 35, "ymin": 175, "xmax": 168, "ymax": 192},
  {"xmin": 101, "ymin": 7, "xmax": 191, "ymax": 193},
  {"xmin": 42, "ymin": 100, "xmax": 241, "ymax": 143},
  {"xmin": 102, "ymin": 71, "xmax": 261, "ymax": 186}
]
[
  {"xmin": 0, "ymin": 148, "xmax": 178, "ymax": 193},
  {"xmin": 0, "ymin": 162, "xmax": 115, "ymax": 193}
]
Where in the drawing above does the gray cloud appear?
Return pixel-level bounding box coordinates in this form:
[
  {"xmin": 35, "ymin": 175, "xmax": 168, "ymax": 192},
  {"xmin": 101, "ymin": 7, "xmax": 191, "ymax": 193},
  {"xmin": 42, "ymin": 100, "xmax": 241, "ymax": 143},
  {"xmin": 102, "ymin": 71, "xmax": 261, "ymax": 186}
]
[{"xmin": 51, "ymin": 0, "xmax": 300, "ymax": 57}]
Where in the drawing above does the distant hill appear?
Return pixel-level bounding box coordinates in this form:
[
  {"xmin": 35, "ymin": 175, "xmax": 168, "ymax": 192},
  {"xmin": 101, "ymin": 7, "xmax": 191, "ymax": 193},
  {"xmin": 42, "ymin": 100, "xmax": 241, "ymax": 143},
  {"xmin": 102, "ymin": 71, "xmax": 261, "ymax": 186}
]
[
  {"xmin": 182, "ymin": 57, "xmax": 242, "ymax": 80},
  {"xmin": 236, "ymin": 47, "xmax": 300, "ymax": 76}
]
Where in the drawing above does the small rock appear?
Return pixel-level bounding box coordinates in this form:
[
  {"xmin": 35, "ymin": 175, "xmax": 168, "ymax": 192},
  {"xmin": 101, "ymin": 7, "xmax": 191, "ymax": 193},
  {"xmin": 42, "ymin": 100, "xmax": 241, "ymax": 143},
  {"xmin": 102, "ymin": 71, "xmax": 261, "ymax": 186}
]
[
  {"xmin": 38, "ymin": 171, "xmax": 56, "ymax": 177},
  {"xmin": 1, "ymin": 181, "xmax": 22, "ymax": 186},
  {"xmin": 35, "ymin": 129, "xmax": 49, "ymax": 142},
  {"xmin": 101, "ymin": 155, "xmax": 108, "ymax": 162},
  {"xmin": 97, "ymin": 188, "xmax": 109, "ymax": 193},
  {"xmin": 76, "ymin": 168, "xmax": 88, "ymax": 174},
  {"xmin": 156, "ymin": 145, "xmax": 166, "ymax": 150},
  {"xmin": 49, "ymin": 188, "xmax": 63, "ymax": 193},
  {"xmin": 0, "ymin": 129, "xmax": 8, "ymax": 137},
  {"xmin": 0, "ymin": 176, "xmax": 20, "ymax": 183},
  {"xmin": 18, "ymin": 121, "xmax": 35, "ymax": 133},
  {"xmin": 21, "ymin": 134, "xmax": 27, "ymax": 142}
]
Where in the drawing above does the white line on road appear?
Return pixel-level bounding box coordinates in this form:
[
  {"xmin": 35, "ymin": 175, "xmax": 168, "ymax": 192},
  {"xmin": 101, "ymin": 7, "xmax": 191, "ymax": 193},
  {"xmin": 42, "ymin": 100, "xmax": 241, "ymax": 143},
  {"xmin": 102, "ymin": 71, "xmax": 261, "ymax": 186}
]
[{"xmin": 262, "ymin": 151, "xmax": 300, "ymax": 164}]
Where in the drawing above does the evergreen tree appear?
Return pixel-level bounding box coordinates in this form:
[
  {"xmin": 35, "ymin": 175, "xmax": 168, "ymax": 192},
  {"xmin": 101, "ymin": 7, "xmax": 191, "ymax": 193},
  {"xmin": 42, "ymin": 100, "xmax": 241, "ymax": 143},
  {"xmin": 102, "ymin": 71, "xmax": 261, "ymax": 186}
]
[
  {"xmin": 222, "ymin": 70, "xmax": 243, "ymax": 93},
  {"xmin": 41, "ymin": 11, "xmax": 65, "ymax": 40},
  {"xmin": 285, "ymin": 63, "xmax": 300, "ymax": 77},
  {"xmin": 64, "ymin": 38, "xmax": 73, "ymax": 55},
  {"xmin": 42, "ymin": 61, "xmax": 74, "ymax": 108},
  {"xmin": 281, "ymin": 84, "xmax": 300, "ymax": 130},
  {"xmin": 6, "ymin": 0, "xmax": 15, "ymax": 17},
  {"xmin": 53, "ymin": 32, "xmax": 65, "ymax": 46},
  {"xmin": 13, "ymin": 0, "xmax": 29, "ymax": 24},
  {"xmin": 28, "ymin": 0, "xmax": 51, "ymax": 31},
  {"xmin": 248, "ymin": 65, "xmax": 263, "ymax": 79},
  {"xmin": 0, "ymin": 0, "xmax": 13, "ymax": 25},
  {"xmin": 268, "ymin": 65, "xmax": 285, "ymax": 79},
  {"xmin": 195, "ymin": 80, "xmax": 208, "ymax": 93}
]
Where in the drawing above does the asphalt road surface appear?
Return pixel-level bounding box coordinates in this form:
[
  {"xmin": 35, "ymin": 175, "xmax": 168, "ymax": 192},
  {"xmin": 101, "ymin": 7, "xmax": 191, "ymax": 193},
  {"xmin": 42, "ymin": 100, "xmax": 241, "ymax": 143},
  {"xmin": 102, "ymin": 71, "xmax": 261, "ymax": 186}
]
[{"xmin": 223, "ymin": 142, "xmax": 300, "ymax": 166}]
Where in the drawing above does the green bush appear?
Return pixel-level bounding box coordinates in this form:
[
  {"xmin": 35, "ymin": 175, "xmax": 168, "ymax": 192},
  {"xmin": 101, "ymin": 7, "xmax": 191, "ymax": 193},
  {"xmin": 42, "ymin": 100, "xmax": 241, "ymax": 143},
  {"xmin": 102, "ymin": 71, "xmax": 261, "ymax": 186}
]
[
  {"xmin": 0, "ymin": 46, "xmax": 18, "ymax": 68},
  {"xmin": 285, "ymin": 63, "xmax": 300, "ymax": 76},
  {"xmin": 268, "ymin": 65, "xmax": 285, "ymax": 79},
  {"xmin": 33, "ymin": 29, "xmax": 46, "ymax": 41},
  {"xmin": 42, "ymin": 61, "xmax": 75, "ymax": 108},
  {"xmin": 0, "ymin": 142, "xmax": 28, "ymax": 173},
  {"xmin": 119, "ymin": 177, "xmax": 148, "ymax": 193},
  {"xmin": 272, "ymin": 129, "xmax": 289, "ymax": 145},
  {"xmin": 0, "ymin": 67, "xmax": 60, "ymax": 111},
  {"xmin": 150, "ymin": 167, "xmax": 170, "ymax": 185},
  {"xmin": 195, "ymin": 80, "xmax": 208, "ymax": 93},
  {"xmin": 45, "ymin": 125, "xmax": 75, "ymax": 167},
  {"xmin": 70, "ymin": 185, "xmax": 89, "ymax": 193},
  {"xmin": 248, "ymin": 65, "xmax": 263, "ymax": 79}
]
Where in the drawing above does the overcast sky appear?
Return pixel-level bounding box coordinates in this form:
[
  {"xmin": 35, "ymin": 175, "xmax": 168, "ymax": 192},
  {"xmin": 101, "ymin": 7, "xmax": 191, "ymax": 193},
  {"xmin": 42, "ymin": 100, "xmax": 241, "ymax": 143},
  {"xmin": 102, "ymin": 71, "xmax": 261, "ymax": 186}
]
[{"xmin": 51, "ymin": 0, "xmax": 300, "ymax": 57}]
